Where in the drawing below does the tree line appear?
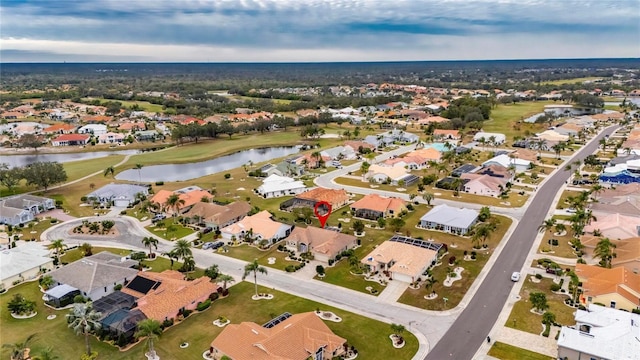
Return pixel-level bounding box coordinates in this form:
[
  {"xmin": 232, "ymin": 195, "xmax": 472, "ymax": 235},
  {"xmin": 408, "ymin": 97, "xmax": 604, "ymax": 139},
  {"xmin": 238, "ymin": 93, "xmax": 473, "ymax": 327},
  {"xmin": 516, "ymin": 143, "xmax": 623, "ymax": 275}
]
[{"xmin": 0, "ymin": 162, "xmax": 68, "ymax": 193}]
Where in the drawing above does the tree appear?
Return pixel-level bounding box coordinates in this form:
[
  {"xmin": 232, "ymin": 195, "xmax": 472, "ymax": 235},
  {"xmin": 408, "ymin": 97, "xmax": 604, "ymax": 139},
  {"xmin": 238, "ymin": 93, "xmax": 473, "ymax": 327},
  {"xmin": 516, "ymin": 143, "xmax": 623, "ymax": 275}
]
[
  {"xmin": 2, "ymin": 334, "xmax": 36, "ymax": 360},
  {"xmin": 537, "ymin": 218, "xmax": 556, "ymax": 234},
  {"xmin": 134, "ymin": 163, "xmax": 144, "ymax": 183},
  {"xmin": 7, "ymin": 293, "xmax": 36, "ymax": 315},
  {"xmin": 39, "ymin": 275, "xmax": 55, "ymax": 290},
  {"xmin": 529, "ymin": 292, "xmax": 549, "ymax": 313},
  {"xmin": 67, "ymin": 302, "xmax": 102, "ymax": 356},
  {"xmin": 34, "ymin": 346, "xmax": 59, "ymax": 360},
  {"xmin": 134, "ymin": 319, "xmax": 162, "ymax": 359},
  {"xmin": 542, "ymin": 311, "xmax": 556, "ymax": 326},
  {"xmin": 554, "ymin": 223, "xmax": 566, "ymax": 236},
  {"xmin": 164, "ymin": 194, "xmax": 185, "ymax": 221},
  {"xmin": 0, "ymin": 163, "xmax": 23, "ymax": 194},
  {"xmin": 172, "ymin": 239, "xmax": 192, "ymax": 262},
  {"xmin": 390, "ymin": 323, "xmax": 405, "ymax": 343},
  {"xmin": 204, "ymin": 264, "xmax": 220, "ymax": 280},
  {"xmin": 141, "ymin": 237, "xmax": 158, "ymax": 258},
  {"xmin": 594, "ymin": 237, "xmax": 617, "ymax": 268},
  {"xmin": 425, "ymin": 277, "xmax": 438, "ymax": 293},
  {"xmin": 18, "ymin": 133, "xmax": 43, "ymax": 152},
  {"xmin": 243, "ymin": 259, "xmax": 268, "ymax": 298},
  {"xmin": 478, "ymin": 206, "xmax": 491, "ymax": 222},
  {"xmin": 352, "ymin": 220, "xmax": 365, "ymax": 234},
  {"xmin": 103, "ymin": 166, "xmax": 115, "ymax": 178},
  {"xmin": 48, "ymin": 239, "xmax": 66, "ymax": 260},
  {"xmin": 216, "ymin": 274, "xmax": 235, "ymax": 293},
  {"xmin": 471, "ymin": 222, "xmax": 496, "ymax": 248},
  {"xmin": 79, "ymin": 242, "xmax": 93, "ymax": 257},
  {"xmin": 389, "ymin": 217, "xmax": 406, "ymax": 232},
  {"xmin": 22, "ymin": 162, "xmax": 67, "ymax": 191},
  {"xmin": 422, "ymin": 192, "xmax": 434, "ymax": 206},
  {"xmin": 316, "ymin": 265, "xmax": 325, "ymax": 276}
]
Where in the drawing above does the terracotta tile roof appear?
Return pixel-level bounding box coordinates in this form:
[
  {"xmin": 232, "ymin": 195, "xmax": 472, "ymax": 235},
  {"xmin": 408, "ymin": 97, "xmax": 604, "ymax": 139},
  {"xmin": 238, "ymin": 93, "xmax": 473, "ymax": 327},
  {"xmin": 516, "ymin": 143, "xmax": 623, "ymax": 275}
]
[
  {"xmin": 184, "ymin": 201, "xmax": 251, "ymax": 225},
  {"xmin": 42, "ymin": 123, "xmax": 76, "ymax": 133},
  {"xmin": 383, "ymin": 154, "xmax": 428, "ymax": 167},
  {"xmin": 117, "ymin": 122, "xmax": 146, "ymax": 131},
  {"xmin": 122, "ymin": 270, "xmax": 218, "ymax": 321},
  {"xmin": 351, "ymin": 194, "xmax": 406, "ymax": 213},
  {"xmin": 598, "ymin": 183, "xmax": 640, "ymax": 197},
  {"xmin": 52, "ymin": 134, "xmax": 90, "ymax": 142},
  {"xmin": 150, "ymin": 189, "xmax": 212, "ymax": 213},
  {"xmin": 417, "ymin": 116, "xmax": 449, "ymax": 125},
  {"xmin": 584, "ymin": 213, "xmax": 640, "ymax": 239},
  {"xmin": 221, "ymin": 210, "xmax": 287, "ymax": 240},
  {"xmin": 361, "ymin": 241, "xmax": 437, "ymax": 278},
  {"xmin": 511, "ymin": 148, "xmax": 538, "ymax": 162},
  {"xmin": 408, "ymin": 148, "xmax": 442, "ymax": 161},
  {"xmin": 295, "ymin": 188, "xmax": 349, "ymax": 208},
  {"xmin": 288, "ymin": 226, "xmax": 356, "ymax": 258},
  {"xmin": 211, "ymin": 312, "xmax": 346, "ymax": 360},
  {"xmin": 433, "ymin": 129, "xmax": 460, "ymax": 138},
  {"xmin": 343, "ymin": 140, "xmax": 374, "ymax": 151},
  {"xmin": 576, "ymin": 264, "xmax": 640, "ymax": 306},
  {"xmin": 461, "ymin": 173, "xmax": 508, "ymax": 192},
  {"xmin": 365, "ymin": 164, "xmax": 409, "ymax": 181},
  {"xmin": 81, "ymin": 115, "xmax": 112, "ymax": 123}
]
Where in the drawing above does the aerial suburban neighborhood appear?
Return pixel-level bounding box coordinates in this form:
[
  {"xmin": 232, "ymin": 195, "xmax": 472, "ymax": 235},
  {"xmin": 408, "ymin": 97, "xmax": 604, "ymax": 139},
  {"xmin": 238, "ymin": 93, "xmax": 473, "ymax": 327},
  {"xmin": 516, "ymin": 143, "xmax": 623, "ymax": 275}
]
[{"xmin": 1, "ymin": 38, "xmax": 640, "ymax": 360}]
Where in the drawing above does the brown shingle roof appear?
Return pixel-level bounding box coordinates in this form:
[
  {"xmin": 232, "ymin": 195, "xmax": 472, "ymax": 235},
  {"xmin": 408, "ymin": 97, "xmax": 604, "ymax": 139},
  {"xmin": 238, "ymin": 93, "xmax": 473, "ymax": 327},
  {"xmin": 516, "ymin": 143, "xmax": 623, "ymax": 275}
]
[
  {"xmin": 288, "ymin": 226, "xmax": 356, "ymax": 258},
  {"xmin": 294, "ymin": 188, "xmax": 349, "ymax": 208},
  {"xmin": 184, "ymin": 201, "xmax": 251, "ymax": 225},
  {"xmin": 211, "ymin": 312, "xmax": 346, "ymax": 360}
]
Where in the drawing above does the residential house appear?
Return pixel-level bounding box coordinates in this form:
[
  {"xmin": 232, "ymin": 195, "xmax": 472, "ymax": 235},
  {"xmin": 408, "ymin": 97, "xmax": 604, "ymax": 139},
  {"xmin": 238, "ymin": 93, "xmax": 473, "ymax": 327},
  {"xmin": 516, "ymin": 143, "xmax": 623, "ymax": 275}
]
[
  {"xmin": 350, "ymin": 194, "xmax": 406, "ymax": 220},
  {"xmin": 118, "ymin": 122, "xmax": 146, "ymax": 132},
  {"xmin": 363, "ymin": 164, "xmax": 412, "ymax": 185},
  {"xmin": 575, "ymin": 264, "xmax": 640, "ymax": 312},
  {"xmin": 78, "ymin": 124, "xmax": 107, "ymax": 135},
  {"xmin": 583, "ymin": 213, "xmax": 640, "ymax": 239},
  {"xmin": 0, "ymin": 242, "xmax": 54, "ymax": 291},
  {"xmin": 476, "ymin": 164, "xmax": 514, "ymax": 181},
  {"xmin": 42, "ymin": 123, "xmax": 76, "ymax": 135},
  {"xmin": 256, "ymin": 174, "xmax": 307, "ymax": 198},
  {"xmin": 97, "ymin": 132, "xmax": 125, "ymax": 144},
  {"xmin": 433, "ymin": 129, "xmax": 460, "ymax": 141},
  {"xmin": 344, "ymin": 140, "xmax": 374, "ymax": 153},
  {"xmin": 86, "ymin": 184, "xmax": 149, "ymax": 207},
  {"xmin": 452, "ymin": 163, "xmax": 477, "ymax": 177},
  {"xmin": 557, "ymin": 304, "xmax": 640, "ymax": 360},
  {"xmin": 382, "ymin": 154, "xmax": 429, "ymax": 170},
  {"xmin": 92, "ymin": 291, "xmax": 146, "ymax": 340},
  {"xmin": 589, "ymin": 183, "xmax": 640, "ymax": 217},
  {"xmin": 320, "ymin": 146, "xmax": 357, "ymax": 160},
  {"xmin": 122, "ymin": 270, "xmax": 218, "ymax": 321},
  {"xmin": 555, "ymin": 123, "xmax": 582, "ymax": 137},
  {"xmin": 136, "ymin": 130, "xmax": 161, "ymax": 141},
  {"xmin": 409, "ymin": 147, "xmax": 443, "ymax": 163},
  {"xmin": 460, "ymin": 173, "xmax": 508, "ymax": 197},
  {"xmin": 51, "ymin": 133, "xmax": 90, "ymax": 146},
  {"xmin": 286, "ymin": 226, "xmax": 357, "ymax": 263},
  {"xmin": 220, "ymin": 210, "xmax": 293, "ymax": 245},
  {"xmin": 210, "ymin": 312, "xmax": 346, "ymax": 360},
  {"xmin": 48, "ymin": 251, "xmax": 139, "ymax": 301},
  {"xmin": 281, "ymin": 187, "xmax": 349, "ymax": 211},
  {"xmin": 0, "ymin": 194, "xmax": 55, "ymax": 225},
  {"xmin": 510, "ymin": 148, "xmax": 538, "ymax": 162},
  {"xmin": 535, "ymin": 130, "xmax": 569, "ymax": 143},
  {"xmin": 418, "ymin": 204, "xmax": 479, "ymax": 235},
  {"xmin": 482, "ymin": 154, "xmax": 530, "ymax": 173},
  {"xmin": 184, "ymin": 201, "xmax": 251, "ymax": 230},
  {"xmin": 473, "ymin": 132, "xmax": 506, "ymax": 145},
  {"xmin": 150, "ymin": 187, "xmax": 212, "ymax": 214},
  {"xmin": 361, "ymin": 235, "xmax": 443, "ymax": 283},
  {"xmin": 600, "ymin": 158, "xmax": 640, "ymax": 184}
]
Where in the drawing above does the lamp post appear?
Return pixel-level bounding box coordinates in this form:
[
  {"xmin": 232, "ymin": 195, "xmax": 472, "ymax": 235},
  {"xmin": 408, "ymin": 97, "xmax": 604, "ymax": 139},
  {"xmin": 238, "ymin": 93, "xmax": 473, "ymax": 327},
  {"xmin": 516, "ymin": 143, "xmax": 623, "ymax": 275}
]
[{"xmin": 443, "ymin": 297, "xmax": 448, "ymax": 309}]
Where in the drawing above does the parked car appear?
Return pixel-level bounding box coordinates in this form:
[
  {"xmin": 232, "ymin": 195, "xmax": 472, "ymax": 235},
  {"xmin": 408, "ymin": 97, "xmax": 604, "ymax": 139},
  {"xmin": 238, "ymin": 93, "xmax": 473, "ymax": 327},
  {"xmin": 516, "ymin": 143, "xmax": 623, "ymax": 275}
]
[
  {"xmin": 210, "ymin": 241, "xmax": 224, "ymax": 250},
  {"xmin": 511, "ymin": 272, "xmax": 521, "ymax": 282},
  {"xmin": 152, "ymin": 213, "xmax": 166, "ymax": 222},
  {"xmin": 200, "ymin": 227, "xmax": 213, "ymax": 234},
  {"xmin": 546, "ymin": 267, "xmax": 563, "ymax": 275},
  {"xmin": 202, "ymin": 242, "xmax": 215, "ymax": 250}
]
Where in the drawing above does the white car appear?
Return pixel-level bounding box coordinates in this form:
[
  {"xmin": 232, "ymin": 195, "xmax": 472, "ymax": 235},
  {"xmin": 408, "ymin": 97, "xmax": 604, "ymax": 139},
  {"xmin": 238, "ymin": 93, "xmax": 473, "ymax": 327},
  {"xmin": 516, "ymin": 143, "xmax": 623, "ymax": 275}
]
[{"xmin": 511, "ymin": 272, "xmax": 521, "ymax": 282}]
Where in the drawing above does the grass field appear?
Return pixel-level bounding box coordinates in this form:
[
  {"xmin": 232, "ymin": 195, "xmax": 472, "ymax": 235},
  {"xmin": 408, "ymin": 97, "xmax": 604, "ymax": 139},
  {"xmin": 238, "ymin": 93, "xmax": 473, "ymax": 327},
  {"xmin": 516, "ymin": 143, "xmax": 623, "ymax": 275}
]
[
  {"xmin": 540, "ymin": 77, "xmax": 603, "ymax": 86},
  {"xmin": 81, "ymin": 98, "xmax": 165, "ymax": 112},
  {"xmin": 488, "ymin": 342, "xmax": 554, "ymax": 360},
  {"xmin": 505, "ymin": 277, "xmax": 575, "ymax": 335},
  {"xmin": 218, "ymin": 243, "xmax": 301, "ymax": 272},
  {"xmin": 482, "ymin": 101, "xmax": 555, "ymax": 141},
  {"xmin": 0, "ymin": 281, "xmax": 418, "ymax": 360}
]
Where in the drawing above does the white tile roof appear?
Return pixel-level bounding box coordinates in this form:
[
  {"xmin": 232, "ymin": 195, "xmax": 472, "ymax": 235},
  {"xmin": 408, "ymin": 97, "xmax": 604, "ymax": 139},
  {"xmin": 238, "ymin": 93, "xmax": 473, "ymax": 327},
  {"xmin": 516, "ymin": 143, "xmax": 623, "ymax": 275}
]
[
  {"xmin": 0, "ymin": 242, "xmax": 52, "ymax": 281},
  {"xmin": 419, "ymin": 204, "xmax": 479, "ymax": 229}
]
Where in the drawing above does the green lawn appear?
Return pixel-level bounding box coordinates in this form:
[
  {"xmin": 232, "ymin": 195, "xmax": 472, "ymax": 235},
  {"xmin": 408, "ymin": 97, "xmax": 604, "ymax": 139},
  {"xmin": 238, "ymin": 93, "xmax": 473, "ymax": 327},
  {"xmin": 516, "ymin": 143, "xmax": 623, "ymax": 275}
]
[
  {"xmin": 540, "ymin": 77, "xmax": 603, "ymax": 85},
  {"xmin": 219, "ymin": 242, "xmax": 301, "ymax": 272},
  {"xmin": 81, "ymin": 98, "xmax": 165, "ymax": 112},
  {"xmin": 488, "ymin": 342, "xmax": 554, "ymax": 360},
  {"xmin": 10, "ymin": 218, "xmax": 60, "ymax": 242},
  {"xmin": 144, "ymin": 220, "xmax": 195, "ymax": 240},
  {"xmin": 482, "ymin": 101, "xmax": 555, "ymax": 141},
  {"xmin": 505, "ymin": 277, "xmax": 575, "ymax": 335},
  {"xmin": 0, "ymin": 282, "xmax": 418, "ymax": 360},
  {"xmin": 60, "ymin": 246, "xmax": 132, "ymax": 264}
]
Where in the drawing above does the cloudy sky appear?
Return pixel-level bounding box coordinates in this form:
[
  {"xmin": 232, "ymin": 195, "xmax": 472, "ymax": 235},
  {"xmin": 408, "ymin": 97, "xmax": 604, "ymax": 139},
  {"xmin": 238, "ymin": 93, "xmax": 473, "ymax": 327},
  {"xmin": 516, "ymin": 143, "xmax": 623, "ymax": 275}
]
[{"xmin": 1, "ymin": 0, "xmax": 638, "ymax": 62}]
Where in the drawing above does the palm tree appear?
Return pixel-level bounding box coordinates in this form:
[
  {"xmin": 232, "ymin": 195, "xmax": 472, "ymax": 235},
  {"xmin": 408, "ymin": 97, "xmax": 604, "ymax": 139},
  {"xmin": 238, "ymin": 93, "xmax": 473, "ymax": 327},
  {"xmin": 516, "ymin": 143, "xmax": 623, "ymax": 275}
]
[
  {"xmin": 135, "ymin": 163, "xmax": 144, "ymax": 183},
  {"xmin": 47, "ymin": 239, "xmax": 66, "ymax": 260},
  {"xmin": 2, "ymin": 334, "xmax": 36, "ymax": 360},
  {"xmin": 141, "ymin": 236, "xmax": 158, "ymax": 258},
  {"xmin": 216, "ymin": 274, "xmax": 235, "ymax": 293},
  {"xmin": 590, "ymin": 183, "xmax": 604, "ymax": 201},
  {"xmin": 554, "ymin": 223, "xmax": 566, "ymax": 236},
  {"xmin": 67, "ymin": 302, "xmax": 102, "ymax": 356},
  {"xmin": 425, "ymin": 277, "xmax": 438, "ymax": 293},
  {"xmin": 164, "ymin": 194, "xmax": 185, "ymax": 222},
  {"xmin": 103, "ymin": 166, "xmax": 115, "ymax": 178},
  {"xmin": 172, "ymin": 239, "xmax": 192, "ymax": 262},
  {"xmin": 537, "ymin": 218, "xmax": 556, "ymax": 234},
  {"xmin": 594, "ymin": 237, "xmax": 617, "ymax": 268},
  {"xmin": 35, "ymin": 347, "xmax": 59, "ymax": 360},
  {"xmin": 242, "ymin": 259, "xmax": 268, "ymax": 298},
  {"xmin": 422, "ymin": 192, "xmax": 434, "ymax": 206},
  {"xmin": 134, "ymin": 319, "xmax": 163, "ymax": 359},
  {"xmin": 181, "ymin": 256, "xmax": 196, "ymax": 273}
]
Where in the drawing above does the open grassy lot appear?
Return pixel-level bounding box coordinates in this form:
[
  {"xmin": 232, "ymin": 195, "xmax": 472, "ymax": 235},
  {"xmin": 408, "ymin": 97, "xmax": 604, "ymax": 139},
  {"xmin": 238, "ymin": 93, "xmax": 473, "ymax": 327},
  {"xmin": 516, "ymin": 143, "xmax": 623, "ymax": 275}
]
[
  {"xmin": 60, "ymin": 246, "xmax": 132, "ymax": 264},
  {"xmin": 145, "ymin": 219, "xmax": 195, "ymax": 241},
  {"xmin": 482, "ymin": 101, "xmax": 554, "ymax": 141},
  {"xmin": 10, "ymin": 218, "xmax": 60, "ymax": 242},
  {"xmin": 398, "ymin": 214, "xmax": 512, "ymax": 310},
  {"xmin": 505, "ymin": 277, "xmax": 575, "ymax": 335},
  {"xmin": 81, "ymin": 98, "xmax": 165, "ymax": 113},
  {"xmin": 537, "ymin": 228, "xmax": 578, "ymax": 259},
  {"xmin": 488, "ymin": 342, "xmax": 554, "ymax": 360},
  {"xmin": 540, "ymin": 77, "xmax": 603, "ymax": 85},
  {"xmin": 0, "ymin": 281, "xmax": 418, "ymax": 360},
  {"xmin": 218, "ymin": 242, "xmax": 301, "ymax": 272},
  {"xmin": 554, "ymin": 190, "xmax": 584, "ymax": 210}
]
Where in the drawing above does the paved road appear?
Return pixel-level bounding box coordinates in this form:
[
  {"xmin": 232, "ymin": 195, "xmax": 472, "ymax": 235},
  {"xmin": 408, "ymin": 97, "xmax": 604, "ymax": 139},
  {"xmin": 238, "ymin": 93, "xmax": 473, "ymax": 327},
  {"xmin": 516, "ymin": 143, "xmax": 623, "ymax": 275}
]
[{"xmin": 425, "ymin": 125, "xmax": 619, "ymax": 360}]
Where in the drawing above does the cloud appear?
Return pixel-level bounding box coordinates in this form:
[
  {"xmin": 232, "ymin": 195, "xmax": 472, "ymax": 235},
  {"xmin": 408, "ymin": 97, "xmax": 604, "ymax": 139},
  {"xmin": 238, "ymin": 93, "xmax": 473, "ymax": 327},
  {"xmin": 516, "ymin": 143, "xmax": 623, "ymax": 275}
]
[{"xmin": 0, "ymin": 0, "xmax": 638, "ymax": 62}]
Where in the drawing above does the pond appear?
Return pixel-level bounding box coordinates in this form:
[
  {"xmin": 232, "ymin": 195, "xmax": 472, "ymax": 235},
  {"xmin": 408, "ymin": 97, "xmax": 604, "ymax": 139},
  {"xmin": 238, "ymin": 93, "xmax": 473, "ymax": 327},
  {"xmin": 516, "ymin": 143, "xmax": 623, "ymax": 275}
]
[
  {"xmin": 1, "ymin": 149, "xmax": 141, "ymax": 168},
  {"xmin": 115, "ymin": 146, "xmax": 301, "ymax": 182}
]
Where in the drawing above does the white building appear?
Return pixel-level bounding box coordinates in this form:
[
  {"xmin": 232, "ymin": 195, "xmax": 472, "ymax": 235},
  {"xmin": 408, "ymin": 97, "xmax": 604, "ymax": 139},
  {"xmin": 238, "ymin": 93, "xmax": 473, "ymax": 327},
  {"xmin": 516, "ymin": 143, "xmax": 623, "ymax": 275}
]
[
  {"xmin": 473, "ymin": 132, "xmax": 506, "ymax": 145},
  {"xmin": 255, "ymin": 174, "xmax": 307, "ymax": 198},
  {"xmin": 0, "ymin": 242, "xmax": 54, "ymax": 291},
  {"xmin": 419, "ymin": 204, "xmax": 479, "ymax": 235},
  {"xmin": 557, "ymin": 304, "xmax": 640, "ymax": 360},
  {"xmin": 87, "ymin": 183, "xmax": 149, "ymax": 207},
  {"xmin": 97, "ymin": 132, "xmax": 125, "ymax": 144},
  {"xmin": 78, "ymin": 124, "xmax": 107, "ymax": 136},
  {"xmin": 482, "ymin": 154, "xmax": 531, "ymax": 173}
]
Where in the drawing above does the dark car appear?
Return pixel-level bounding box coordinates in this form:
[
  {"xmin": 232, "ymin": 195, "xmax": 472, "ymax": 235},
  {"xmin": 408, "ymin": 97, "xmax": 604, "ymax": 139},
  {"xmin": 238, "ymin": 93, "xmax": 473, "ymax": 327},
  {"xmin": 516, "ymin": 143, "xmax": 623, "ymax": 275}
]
[
  {"xmin": 546, "ymin": 268, "xmax": 563, "ymax": 275},
  {"xmin": 210, "ymin": 241, "xmax": 224, "ymax": 250},
  {"xmin": 200, "ymin": 227, "xmax": 213, "ymax": 234}
]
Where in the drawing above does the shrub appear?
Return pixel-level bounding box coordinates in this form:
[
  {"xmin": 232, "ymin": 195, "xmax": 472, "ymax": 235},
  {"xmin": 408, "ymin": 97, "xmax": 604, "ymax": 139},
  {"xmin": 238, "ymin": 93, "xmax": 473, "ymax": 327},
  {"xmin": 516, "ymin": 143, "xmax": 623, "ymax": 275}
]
[
  {"xmin": 114, "ymin": 284, "xmax": 123, "ymax": 291},
  {"xmin": 120, "ymin": 210, "xmax": 127, "ymax": 215},
  {"xmin": 73, "ymin": 295, "xmax": 86, "ymax": 303},
  {"xmin": 161, "ymin": 318, "xmax": 174, "ymax": 329},
  {"xmin": 448, "ymin": 256, "xmax": 456, "ymax": 265},
  {"xmin": 50, "ymin": 218, "xmax": 58, "ymax": 224},
  {"xmin": 224, "ymin": 173, "xmax": 231, "ymax": 179},
  {"xmin": 155, "ymin": 181, "xmax": 164, "ymax": 186},
  {"xmin": 542, "ymin": 323, "xmax": 550, "ymax": 337},
  {"xmin": 81, "ymin": 196, "xmax": 88, "ymax": 202},
  {"xmin": 209, "ymin": 292, "xmax": 219, "ymax": 301},
  {"xmin": 196, "ymin": 299, "xmax": 212, "ymax": 311},
  {"xmin": 550, "ymin": 283, "xmax": 561, "ymax": 292},
  {"xmin": 535, "ymin": 273, "xmax": 543, "ymax": 279},
  {"xmin": 285, "ymin": 265, "xmax": 297, "ymax": 272},
  {"xmin": 328, "ymin": 259, "xmax": 334, "ymax": 266}
]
